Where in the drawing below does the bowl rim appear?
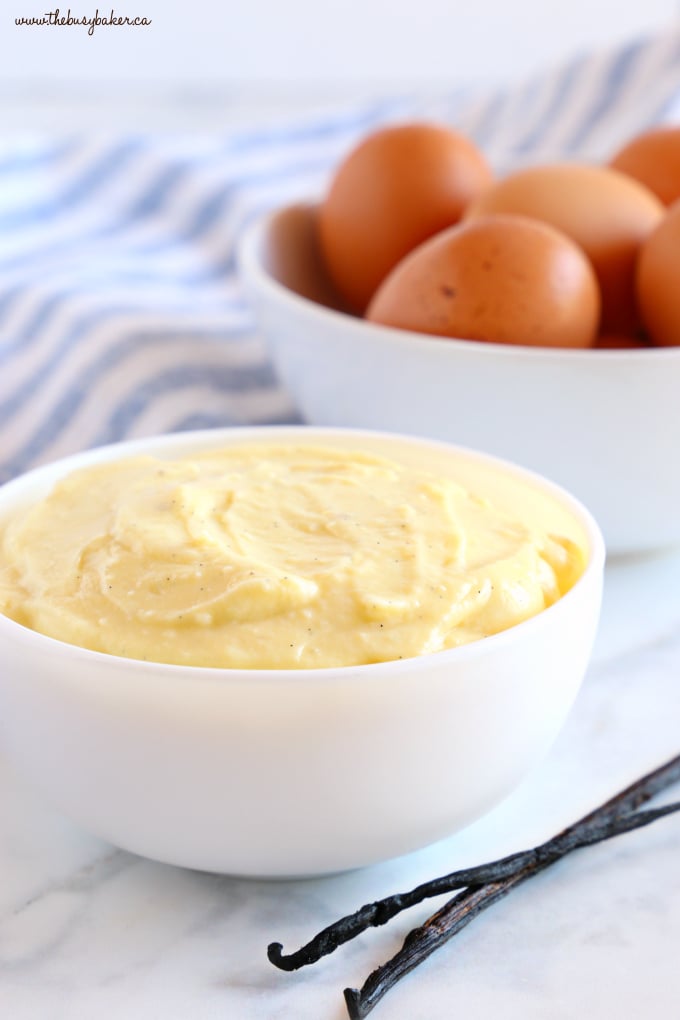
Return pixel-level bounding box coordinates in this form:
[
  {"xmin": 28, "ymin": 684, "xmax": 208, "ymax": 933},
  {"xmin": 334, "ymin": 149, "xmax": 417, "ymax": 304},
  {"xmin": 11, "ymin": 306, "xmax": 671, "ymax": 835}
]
[
  {"xmin": 0, "ymin": 424, "xmax": 605, "ymax": 685},
  {"xmin": 238, "ymin": 201, "xmax": 680, "ymax": 361}
]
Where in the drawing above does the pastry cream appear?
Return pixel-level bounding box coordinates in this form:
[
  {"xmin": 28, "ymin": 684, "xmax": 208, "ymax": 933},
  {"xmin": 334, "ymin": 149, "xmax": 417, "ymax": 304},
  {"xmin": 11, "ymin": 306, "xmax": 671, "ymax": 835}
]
[{"xmin": 0, "ymin": 444, "xmax": 585, "ymax": 668}]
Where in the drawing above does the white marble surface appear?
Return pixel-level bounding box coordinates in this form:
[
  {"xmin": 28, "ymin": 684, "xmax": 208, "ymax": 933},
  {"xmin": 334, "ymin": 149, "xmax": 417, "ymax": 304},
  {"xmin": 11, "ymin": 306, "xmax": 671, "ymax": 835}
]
[{"xmin": 2, "ymin": 550, "xmax": 680, "ymax": 1020}]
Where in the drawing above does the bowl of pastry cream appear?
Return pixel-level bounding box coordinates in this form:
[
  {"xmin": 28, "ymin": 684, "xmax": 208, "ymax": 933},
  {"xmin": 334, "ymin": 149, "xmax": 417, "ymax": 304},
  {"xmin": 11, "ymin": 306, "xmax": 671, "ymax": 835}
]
[{"xmin": 0, "ymin": 426, "xmax": 604, "ymax": 876}]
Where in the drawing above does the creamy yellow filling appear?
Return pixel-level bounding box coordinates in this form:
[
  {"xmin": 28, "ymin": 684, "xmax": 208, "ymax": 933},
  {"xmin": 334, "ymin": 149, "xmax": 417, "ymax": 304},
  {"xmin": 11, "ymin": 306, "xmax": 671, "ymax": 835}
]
[{"xmin": 0, "ymin": 444, "xmax": 585, "ymax": 668}]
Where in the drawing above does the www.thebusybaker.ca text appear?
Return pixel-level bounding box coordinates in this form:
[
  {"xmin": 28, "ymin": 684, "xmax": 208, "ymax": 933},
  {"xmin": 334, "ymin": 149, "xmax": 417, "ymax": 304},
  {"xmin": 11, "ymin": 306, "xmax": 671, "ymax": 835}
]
[{"xmin": 15, "ymin": 8, "xmax": 152, "ymax": 36}]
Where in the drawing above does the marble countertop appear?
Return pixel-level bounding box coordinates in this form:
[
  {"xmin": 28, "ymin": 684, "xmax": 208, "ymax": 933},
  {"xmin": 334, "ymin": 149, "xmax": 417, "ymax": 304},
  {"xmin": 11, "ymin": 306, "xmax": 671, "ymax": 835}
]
[{"xmin": 2, "ymin": 549, "xmax": 680, "ymax": 1020}]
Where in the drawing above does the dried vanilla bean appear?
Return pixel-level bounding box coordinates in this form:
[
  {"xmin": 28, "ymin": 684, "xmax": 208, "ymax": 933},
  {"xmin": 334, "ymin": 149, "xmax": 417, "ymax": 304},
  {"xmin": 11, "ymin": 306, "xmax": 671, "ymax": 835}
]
[
  {"xmin": 267, "ymin": 754, "xmax": 680, "ymax": 1018},
  {"xmin": 268, "ymin": 752, "xmax": 680, "ymax": 974},
  {"xmin": 342, "ymin": 800, "xmax": 680, "ymax": 1019}
]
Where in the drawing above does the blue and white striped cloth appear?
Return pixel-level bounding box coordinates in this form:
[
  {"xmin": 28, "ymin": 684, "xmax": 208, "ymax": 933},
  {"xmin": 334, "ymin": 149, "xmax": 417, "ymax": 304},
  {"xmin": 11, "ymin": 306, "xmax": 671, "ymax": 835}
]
[{"xmin": 2, "ymin": 26, "xmax": 679, "ymax": 482}]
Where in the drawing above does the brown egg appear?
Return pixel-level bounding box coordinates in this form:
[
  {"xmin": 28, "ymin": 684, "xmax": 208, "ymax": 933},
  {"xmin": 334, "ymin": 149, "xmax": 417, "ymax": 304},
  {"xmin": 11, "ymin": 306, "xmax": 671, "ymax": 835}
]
[
  {"xmin": 318, "ymin": 122, "xmax": 493, "ymax": 314},
  {"xmin": 610, "ymin": 125, "xmax": 680, "ymax": 206},
  {"xmin": 366, "ymin": 214, "xmax": 600, "ymax": 349},
  {"xmin": 464, "ymin": 162, "xmax": 664, "ymax": 332},
  {"xmin": 636, "ymin": 200, "xmax": 680, "ymax": 346}
]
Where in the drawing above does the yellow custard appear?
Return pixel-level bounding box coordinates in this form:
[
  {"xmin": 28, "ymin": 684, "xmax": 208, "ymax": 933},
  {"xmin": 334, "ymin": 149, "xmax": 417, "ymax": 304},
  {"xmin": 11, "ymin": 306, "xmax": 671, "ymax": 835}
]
[{"xmin": 0, "ymin": 444, "xmax": 586, "ymax": 668}]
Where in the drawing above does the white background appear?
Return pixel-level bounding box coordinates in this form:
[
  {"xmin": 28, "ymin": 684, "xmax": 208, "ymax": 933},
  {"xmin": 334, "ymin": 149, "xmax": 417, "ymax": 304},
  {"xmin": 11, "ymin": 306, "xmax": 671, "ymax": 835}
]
[{"xmin": 2, "ymin": 1, "xmax": 680, "ymax": 128}]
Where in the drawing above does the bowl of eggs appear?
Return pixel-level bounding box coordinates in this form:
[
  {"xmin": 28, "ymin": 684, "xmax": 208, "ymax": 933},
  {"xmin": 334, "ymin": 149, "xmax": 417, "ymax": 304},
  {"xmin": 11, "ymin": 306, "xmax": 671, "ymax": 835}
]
[
  {"xmin": 0, "ymin": 425, "xmax": 603, "ymax": 876},
  {"xmin": 238, "ymin": 122, "xmax": 680, "ymax": 555}
]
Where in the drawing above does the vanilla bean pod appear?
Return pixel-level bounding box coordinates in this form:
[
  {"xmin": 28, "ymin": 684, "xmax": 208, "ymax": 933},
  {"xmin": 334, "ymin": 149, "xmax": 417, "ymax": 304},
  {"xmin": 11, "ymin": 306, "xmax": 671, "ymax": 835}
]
[
  {"xmin": 268, "ymin": 752, "xmax": 680, "ymax": 973},
  {"xmin": 343, "ymin": 800, "xmax": 680, "ymax": 1019}
]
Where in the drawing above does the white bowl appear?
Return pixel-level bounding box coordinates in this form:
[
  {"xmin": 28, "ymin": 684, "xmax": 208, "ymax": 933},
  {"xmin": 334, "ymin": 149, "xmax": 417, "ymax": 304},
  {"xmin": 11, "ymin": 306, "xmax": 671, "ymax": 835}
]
[
  {"xmin": 0, "ymin": 426, "xmax": 604, "ymax": 877},
  {"xmin": 238, "ymin": 202, "xmax": 680, "ymax": 555}
]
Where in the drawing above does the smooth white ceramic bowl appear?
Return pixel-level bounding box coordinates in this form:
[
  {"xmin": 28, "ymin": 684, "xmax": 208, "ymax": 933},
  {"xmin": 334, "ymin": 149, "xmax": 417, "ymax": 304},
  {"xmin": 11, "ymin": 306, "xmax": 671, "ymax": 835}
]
[
  {"xmin": 238, "ymin": 202, "xmax": 680, "ymax": 555},
  {"xmin": 0, "ymin": 426, "xmax": 604, "ymax": 877}
]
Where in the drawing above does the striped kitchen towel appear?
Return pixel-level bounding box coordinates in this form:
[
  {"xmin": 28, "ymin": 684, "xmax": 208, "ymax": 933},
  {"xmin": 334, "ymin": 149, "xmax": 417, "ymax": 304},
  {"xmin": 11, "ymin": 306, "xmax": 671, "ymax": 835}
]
[{"xmin": 1, "ymin": 24, "xmax": 679, "ymax": 482}]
